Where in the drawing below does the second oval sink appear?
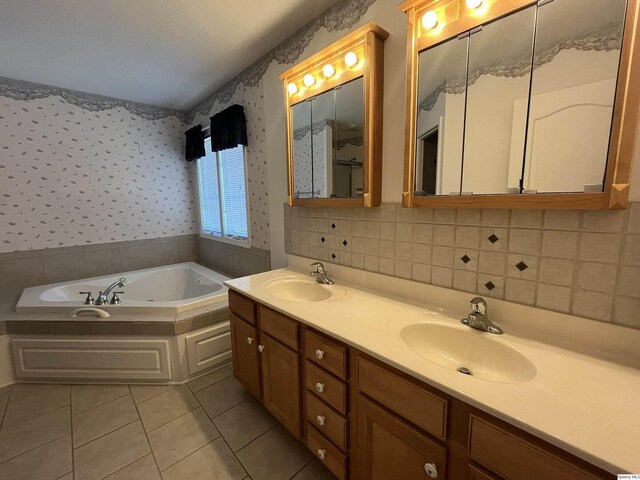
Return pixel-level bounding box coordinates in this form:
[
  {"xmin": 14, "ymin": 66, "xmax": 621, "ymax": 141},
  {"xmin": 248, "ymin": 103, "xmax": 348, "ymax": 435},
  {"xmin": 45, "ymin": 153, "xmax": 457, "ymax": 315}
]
[
  {"xmin": 264, "ymin": 277, "xmax": 346, "ymax": 302},
  {"xmin": 400, "ymin": 323, "xmax": 536, "ymax": 384}
]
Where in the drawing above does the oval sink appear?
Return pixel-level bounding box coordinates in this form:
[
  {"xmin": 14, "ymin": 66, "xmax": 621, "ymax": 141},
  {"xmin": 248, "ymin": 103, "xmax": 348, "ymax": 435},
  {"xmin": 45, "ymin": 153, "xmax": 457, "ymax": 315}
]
[
  {"xmin": 264, "ymin": 277, "xmax": 345, "ymax": 303},
  {"xmin": 400, "ymin": 323, "xmax": 536, "ymax": 384}
]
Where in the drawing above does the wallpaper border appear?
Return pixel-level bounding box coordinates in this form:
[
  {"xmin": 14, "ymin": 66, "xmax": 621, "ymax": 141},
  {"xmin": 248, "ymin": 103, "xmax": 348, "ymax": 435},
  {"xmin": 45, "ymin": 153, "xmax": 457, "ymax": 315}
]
[{"xmin": 0, "ymin": 76, "xmax": 186, "ymax": 122}]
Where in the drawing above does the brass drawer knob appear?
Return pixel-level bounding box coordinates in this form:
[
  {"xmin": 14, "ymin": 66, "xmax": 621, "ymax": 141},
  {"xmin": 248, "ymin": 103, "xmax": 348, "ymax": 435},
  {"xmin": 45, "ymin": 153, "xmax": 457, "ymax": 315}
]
[{"xmin": 316, "ymin": 415, "xmax": 325, "ymax": 426}]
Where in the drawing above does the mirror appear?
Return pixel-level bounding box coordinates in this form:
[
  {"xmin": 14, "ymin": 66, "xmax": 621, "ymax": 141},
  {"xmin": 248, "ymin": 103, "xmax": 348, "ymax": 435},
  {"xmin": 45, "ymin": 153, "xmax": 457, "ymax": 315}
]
[
  {"xmin": 281, "ymin": 23, "xmax": 388, "ymax": 207},
  {"xmin": 404, "ymin": 0, "xmax": 636, "ymax": 210},
  {"xmin": 335, "ymin": 78, "xmax": 365, "ymax": 197},
  {"xmin": 292, "ymin": 100, "xmax": 313, "ymax": 198},
  {"xmin": 521, "ymin": 0, "xmax": 627, "ymax": 193},
  {"xmin": 415, "ymin": 36, "xmax": 467, "ymax": 196},
  {"xmin": 461, "ymin": 6, "xmax": 536, "ymax": 195},
  {"xmin": 290, "ymin": 76, "xmax": 365, "ymax": 200}
]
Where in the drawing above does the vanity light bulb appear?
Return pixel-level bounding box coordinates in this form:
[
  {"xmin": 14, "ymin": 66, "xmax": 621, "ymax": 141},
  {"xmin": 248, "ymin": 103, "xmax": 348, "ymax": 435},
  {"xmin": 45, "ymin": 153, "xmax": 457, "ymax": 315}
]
[
  {"xmin": 466, "ymin": 0, "xmax": 483, "ymax": 9},
  {"xmin": 322, "ymin": 64, "xmax": 335, "ymax": 78},
  {"xmin": 344, "ymin": 52, "xmax": 358, "ymax": 68},
  {"xmin": 287, "ymin": 83, "xmax": 298, "ymax": 95},
  {"xmin": 421, "ymin": 11, "xmax": 438, "ymax": 29},
  {"xmin": 303, "ymin": 74, "xmax": 316, "ymax": 87}
]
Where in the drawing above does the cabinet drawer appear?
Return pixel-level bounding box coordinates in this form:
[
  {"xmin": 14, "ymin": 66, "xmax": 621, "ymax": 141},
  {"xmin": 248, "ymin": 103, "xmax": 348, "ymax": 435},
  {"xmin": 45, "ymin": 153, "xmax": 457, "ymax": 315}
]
[
  {"xmin": 304, "ymin": 329, "xmax": 347, "ymax": 379},
  {"xmin": 305, "ymin": 360, "xmax": 347, "ymax": 415},
  {"xmin": 357, "ymin": 356, "xmax": 447, "ymax": 440},
  {"xmin": 259, "ymin": 306, "xmax": 299, "ymax": 350},
  {"xmin": 468, "ymin": 464, "xmax": 499, "ymax": 480},
  {"xmin": 468, "ymin": 415, "xmax": 606, "ymax": 480},
  {"xmin": 228, "ymin": 291, "xmax": 256, "ymax": 326},
  {"xmin": 305, "ymin": 391, "xmax": 347, "ymax": 452},
  {"xmin": 306, "ymin": 424, "xmax": 347, "ymax": 480}
]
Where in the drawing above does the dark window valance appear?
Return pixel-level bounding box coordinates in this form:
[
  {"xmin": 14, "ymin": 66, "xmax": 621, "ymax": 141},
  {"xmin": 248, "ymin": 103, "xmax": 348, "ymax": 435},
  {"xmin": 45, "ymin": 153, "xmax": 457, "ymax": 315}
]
[
  {"xmin": 184, "ymin": 125, "xmax": 206, "ymax": 162},
  {"xmin": 210, "ymin": 104, "xmax": 248, "ymax": 153}
]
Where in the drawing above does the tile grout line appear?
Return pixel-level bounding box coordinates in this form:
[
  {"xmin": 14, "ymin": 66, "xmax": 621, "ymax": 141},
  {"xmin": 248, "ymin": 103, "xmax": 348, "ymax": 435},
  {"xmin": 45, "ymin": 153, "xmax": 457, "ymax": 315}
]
[
  {"xmin": 0, "ymin": 405, "xmax": 71, "ymax": 465},
  {"xmin": 0, "ymin": 385, "xmax": 14, "ymax": 430},
  {"xmin": 71, "ymin": 390, "xmax": 131, "ymax": 418},
  {"xmin": 69, "ymin": 387, "xmax": 76, "ymax": 480},
  {"xmin": 128, "ymin": 385, "xmax": 164, "ymax": 479},
  {"xmin": 73, "ymin": 417, "xmax": 139, "ymax": 450}
]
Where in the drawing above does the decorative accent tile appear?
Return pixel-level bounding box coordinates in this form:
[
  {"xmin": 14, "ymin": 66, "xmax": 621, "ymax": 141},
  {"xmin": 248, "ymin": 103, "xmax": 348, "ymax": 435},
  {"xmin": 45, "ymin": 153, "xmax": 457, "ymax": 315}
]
[{"xmin": 285, "ymin": 202, "xmax": 640, "ymax": 329}]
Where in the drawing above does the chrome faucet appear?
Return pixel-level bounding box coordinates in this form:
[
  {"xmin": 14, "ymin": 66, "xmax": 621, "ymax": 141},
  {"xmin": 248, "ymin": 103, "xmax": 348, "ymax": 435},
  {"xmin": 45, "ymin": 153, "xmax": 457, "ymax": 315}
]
[
  {"xmin": 461, "ymin": 297, "xmax": 503, "ymax": 335},
  {"xmin": 96, "ymin": 277, "xmax": 126, "ymax": 305},
  {"xmin": 310, "ymin": 262, "xmax": 334, "ymax": 285}
]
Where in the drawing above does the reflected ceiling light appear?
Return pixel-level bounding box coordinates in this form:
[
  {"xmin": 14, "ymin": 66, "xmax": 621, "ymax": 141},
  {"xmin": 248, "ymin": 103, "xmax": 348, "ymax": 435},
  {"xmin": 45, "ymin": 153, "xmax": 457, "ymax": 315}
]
[
  {"xmin": 303, "ymin": 74, "xmax": 316, "ymax": 87},
  {"xmin": 466, "ymin": 0, "xmax": 483, "ymax": 8},
  {"xmin": 322, "ymin": 64, "xmax": 336, "ymax": 78},
  {"xmin": 421, "ymin": 11, "xmax": 438, "ymax": 29},
  {"xmin": 287, "ymin": 83, "xmax": 299, "ymax": 95},
  {"xmin": 344, "ymin": 51, "xmax": 359, "ymax": 68}
]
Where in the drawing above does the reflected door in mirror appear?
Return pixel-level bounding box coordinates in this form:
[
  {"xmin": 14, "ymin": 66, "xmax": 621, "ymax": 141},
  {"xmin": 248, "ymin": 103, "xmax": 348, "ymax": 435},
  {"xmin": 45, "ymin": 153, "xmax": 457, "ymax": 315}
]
[
  {"xmin": 335, "ymin": 78, "xmax": 365, "ymax": 198},
  {"xmin": 415, "ymin": 36, "xmax": 468, "ymax": 196},
  {"xmin": 520, "ymin": 0, "xmax": 627, "ymax": 194}
]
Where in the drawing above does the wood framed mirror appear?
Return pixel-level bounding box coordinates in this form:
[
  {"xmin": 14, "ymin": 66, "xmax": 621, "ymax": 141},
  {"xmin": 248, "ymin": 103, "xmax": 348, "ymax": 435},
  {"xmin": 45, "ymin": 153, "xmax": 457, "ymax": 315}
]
[
  {"xmin": 280, "ymin": 23, "xmax": 389, "ymax": 208},
  {"xmin": 401, "ymin": 0, "xmax": 640, "ymax": 209}
]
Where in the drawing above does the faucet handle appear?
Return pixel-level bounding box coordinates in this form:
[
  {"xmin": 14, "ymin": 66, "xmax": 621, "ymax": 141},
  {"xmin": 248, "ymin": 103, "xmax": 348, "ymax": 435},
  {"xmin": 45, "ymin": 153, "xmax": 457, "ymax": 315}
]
[
  {"xmin": 79, "ymin": 291, "xmax": 95, "ymax": 305},
  {"xmin": 470, "ymin": 296, "xmax": 487, "ymax": 315},
  {"xmin": 110, "ymin": 291, "xmax": 124, "ymax": 305}
]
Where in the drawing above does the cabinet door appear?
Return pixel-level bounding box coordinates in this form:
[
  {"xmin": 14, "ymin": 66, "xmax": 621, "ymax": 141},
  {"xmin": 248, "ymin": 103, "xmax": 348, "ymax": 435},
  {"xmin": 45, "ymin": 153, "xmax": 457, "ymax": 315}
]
[
  {"xmin": 230, "ymin": 313, "xmax": 261, "ymax": 399},
  {"xmin": 260, "ymin": 333, "xmax": 301, "ymax": 439},
  {"xmin": 356, "ymin": 394, "xmax": 446, "ymax": 480}
]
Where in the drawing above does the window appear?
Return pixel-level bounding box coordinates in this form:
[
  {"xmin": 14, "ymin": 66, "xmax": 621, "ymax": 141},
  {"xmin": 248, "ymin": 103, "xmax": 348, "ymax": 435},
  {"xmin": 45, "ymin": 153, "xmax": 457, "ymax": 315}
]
[{"xmin": 196, "ymin": 137, "xmax": 250, "ymax": 247}]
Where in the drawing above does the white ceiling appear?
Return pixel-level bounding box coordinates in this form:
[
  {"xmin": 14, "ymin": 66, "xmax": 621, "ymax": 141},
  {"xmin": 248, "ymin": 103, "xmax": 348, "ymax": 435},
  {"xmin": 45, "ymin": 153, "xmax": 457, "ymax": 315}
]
[{"xmin": 0, "ymin": 0, "xmax": 337, "ymax": 110}]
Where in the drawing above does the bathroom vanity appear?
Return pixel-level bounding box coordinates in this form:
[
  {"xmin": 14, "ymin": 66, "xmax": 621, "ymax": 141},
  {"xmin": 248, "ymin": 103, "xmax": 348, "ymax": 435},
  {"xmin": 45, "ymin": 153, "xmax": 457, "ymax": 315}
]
[{"xmin": 225, "ymin": 269, "xmax": 638, "ymax": 479}]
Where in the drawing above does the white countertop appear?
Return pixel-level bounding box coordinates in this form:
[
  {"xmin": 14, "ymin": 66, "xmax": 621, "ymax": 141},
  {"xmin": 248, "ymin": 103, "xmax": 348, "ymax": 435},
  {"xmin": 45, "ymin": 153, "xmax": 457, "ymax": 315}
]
[{"xmin": 225, "ymin": 267, "xmax": 640, "ymax": 474}]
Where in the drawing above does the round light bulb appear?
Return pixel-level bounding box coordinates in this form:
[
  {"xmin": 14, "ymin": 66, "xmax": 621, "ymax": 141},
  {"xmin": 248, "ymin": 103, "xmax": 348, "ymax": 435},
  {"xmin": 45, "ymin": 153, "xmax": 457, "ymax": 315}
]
[
  {"xmin": 287, "ymin": 83, "xmax": 298, "ymax": 95},
  {"xmin": 303, "ymin": 74, "xmax": 316, "ymax": 87},
  {"xmin": 466, "ymin": 0, "xmax": 483, "ymax": 8},
  {"xmin": 421, "ymin": 11, "xmax": 438, "ymax": 29},
  {"xmin": 322, "ymin": 64, "xmax": 335, "ymax": 78},
  {"xmin": 344, "ymin": 52, "xmax": 358, "ymax": 68}
]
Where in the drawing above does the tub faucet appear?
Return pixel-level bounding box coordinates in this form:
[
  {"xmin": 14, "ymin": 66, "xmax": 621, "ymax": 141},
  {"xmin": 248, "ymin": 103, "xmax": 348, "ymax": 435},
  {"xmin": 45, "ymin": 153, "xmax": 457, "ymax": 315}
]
[
  {"xmin": 310, "ymin": 262, "xmax": 334, "ymax": 285},
  {"xmin": 96, "ymin": 278, "xmax": 126, "ymax": 305},
  {"xmin": 461, "ymin": 297, "xmax": 503, "ymax": 335}
]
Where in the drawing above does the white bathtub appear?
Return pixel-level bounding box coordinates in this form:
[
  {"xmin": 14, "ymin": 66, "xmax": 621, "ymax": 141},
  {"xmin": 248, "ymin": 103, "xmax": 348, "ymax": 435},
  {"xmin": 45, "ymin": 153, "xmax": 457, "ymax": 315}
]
[{"xmin": 17, "ymin": 262, "xmax": 230, "ymax": 315}]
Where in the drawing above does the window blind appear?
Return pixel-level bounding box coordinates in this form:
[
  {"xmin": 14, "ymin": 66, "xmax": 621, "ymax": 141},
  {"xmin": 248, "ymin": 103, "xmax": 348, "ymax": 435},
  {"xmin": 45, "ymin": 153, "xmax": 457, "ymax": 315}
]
[
  {"xmin": 198, "ymin": 141, "xmax": 222, "ymax": 236},
  {"xmin": 219, "ymin": 145, "xmax": 249, "ymax": 239}
]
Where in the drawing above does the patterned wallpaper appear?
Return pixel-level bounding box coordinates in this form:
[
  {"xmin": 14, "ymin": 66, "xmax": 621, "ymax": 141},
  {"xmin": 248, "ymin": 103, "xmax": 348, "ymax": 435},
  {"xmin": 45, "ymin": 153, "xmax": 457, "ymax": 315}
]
[
  {"xmin": 0, "ymin": 0, "xmax": 378, "ymax": 254},
  {"xmin": 0, "ymin": 95, "xmax": 196, "ymax": 252}
]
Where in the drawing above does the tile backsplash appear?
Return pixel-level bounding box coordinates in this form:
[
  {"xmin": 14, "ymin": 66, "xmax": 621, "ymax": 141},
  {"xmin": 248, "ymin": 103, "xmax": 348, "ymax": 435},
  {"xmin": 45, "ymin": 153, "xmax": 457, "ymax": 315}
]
[{"xmin": 284, "ymin": 203, "xmax": 640, "ymax": 329}]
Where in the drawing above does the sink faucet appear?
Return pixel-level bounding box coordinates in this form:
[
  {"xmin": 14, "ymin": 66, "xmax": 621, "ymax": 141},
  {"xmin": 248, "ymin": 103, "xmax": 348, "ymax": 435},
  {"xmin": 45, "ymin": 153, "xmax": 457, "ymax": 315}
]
[
  {"xmin": 310, "ymin": 262, "xmax": 334, "ymax": 285},
  {"xmin": 461, "ymin": 297, "xmax": 503, "ymax": 335},
  {"xmin": 96, "ymin": 277, "xmax": 126, "ymax": 305}
]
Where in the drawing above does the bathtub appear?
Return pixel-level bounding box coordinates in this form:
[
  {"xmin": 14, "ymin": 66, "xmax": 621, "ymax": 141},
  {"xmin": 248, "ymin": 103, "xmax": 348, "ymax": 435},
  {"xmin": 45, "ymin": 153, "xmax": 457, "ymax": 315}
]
[{"xmin": 17, "ymin": 262, "xmax": 229, "ymax": 315}]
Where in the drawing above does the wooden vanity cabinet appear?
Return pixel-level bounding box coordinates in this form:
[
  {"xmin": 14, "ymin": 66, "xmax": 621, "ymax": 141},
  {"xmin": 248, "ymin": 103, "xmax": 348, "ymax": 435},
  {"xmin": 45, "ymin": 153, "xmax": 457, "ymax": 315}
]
[
  {"xmin": 229, "ymin": 292, "xmax": 616, "ymax": 480},
  {"xmin": 229, "ymin": 293, "xmax": 302, "ymax": 439},
  {"xmin": 229, "ymin": 313, "xmax": 261, "ymax": 399}
]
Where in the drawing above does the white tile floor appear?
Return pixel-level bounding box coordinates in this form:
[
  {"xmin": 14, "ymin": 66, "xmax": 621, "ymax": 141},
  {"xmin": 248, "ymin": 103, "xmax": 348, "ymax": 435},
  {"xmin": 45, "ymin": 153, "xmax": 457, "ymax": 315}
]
[{"xmin": 0, "ymin": 365, "xmax": 336, "ymax": 480}]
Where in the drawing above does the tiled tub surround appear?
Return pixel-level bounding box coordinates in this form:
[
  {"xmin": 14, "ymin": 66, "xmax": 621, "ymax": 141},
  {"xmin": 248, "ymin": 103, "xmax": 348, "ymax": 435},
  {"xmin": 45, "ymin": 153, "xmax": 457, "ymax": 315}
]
[
  {"xmin": 0, "ymin": 368, "xmax": 334, "ymax": 480},
  {"xmin": 0, "ymin": 235, "xmax": 198, "ymax": 314},
  {"xmin": 284, "ymin": 202, "xmax": 640, "ymax": 328},
  {"xmin": 198, "ymin": 236, "xmax": 271, "ymax": 280}
]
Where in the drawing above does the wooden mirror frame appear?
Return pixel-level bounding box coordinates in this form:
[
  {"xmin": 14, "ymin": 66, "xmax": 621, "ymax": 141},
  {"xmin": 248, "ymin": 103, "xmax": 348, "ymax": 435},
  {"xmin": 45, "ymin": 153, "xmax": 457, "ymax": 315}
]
[
  {"xmin": 279, "ymin": 23, "xmax": 389, "ymax": 208},
  {"xmin": 401, "ymin": 0, "xmax": 640, "ymax": 210}
]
